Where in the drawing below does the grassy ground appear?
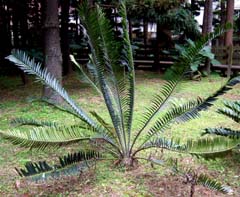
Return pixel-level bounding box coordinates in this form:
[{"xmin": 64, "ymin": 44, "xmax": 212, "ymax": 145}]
[{"xmin": 0, "ymin": 71, "xmax": 239, "ymax": 196}]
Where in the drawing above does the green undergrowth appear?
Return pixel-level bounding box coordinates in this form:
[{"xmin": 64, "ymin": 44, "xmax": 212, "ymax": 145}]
[{"xmin": 0, "ymin": 71, "xmax": 239, "ymax": 195}]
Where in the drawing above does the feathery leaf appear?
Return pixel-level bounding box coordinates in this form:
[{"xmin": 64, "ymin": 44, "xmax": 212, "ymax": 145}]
[
  {"xmin": 16, "ymin": 151, "xmax": 100, "ymax": 181},
  {"xmin": 5, "ymin": 50, "xmax": 96, "ymax": 127},
  {"xmin": 11, "ymin": 118, "xmax": 58, "ymax": 127},
  {"xmin": 204, "ymin": 128, "xmax": 240, "ymax": 139}
]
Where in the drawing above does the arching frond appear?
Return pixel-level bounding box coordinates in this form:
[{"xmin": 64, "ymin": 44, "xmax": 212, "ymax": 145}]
[
  {"xmin": 78, "ymin": 2, "xmax": 127, "ymax": 153},
  {"xmin": 0, "ymin": 125, "xmax": 97, "ymax": 150},
  {"xmin": 70, "ymin": 55, "xmax": 102, "ymax": 95},
  {"xmin": 131, "ymin": 24, "xmax": 231, "ymax": 153},
  {"xmin": 136, "ymin": 98, "xmax": 203, "ymax": 150},
  {"xmin": 168, "ymin": 97, "xmax": 204, "ymax": 123},
  {"xmin": 186, "ymin": 137, "xmax": 239, "ymax": 158},
  {"xmin": 11, "ymin": 118, "xmax": 58, "ymax": 127},
  {"xmin": 16, "ymin": 151, "xmax": 100, "ymax": 181},
  {"xmin": 6, "ymin": 50, "xmax": 96, "ymax": 128},
  {"xmin": 204, "ymin": 128, "xmax": 240, "ymax": 139},
  {"xmin": 197, "ymin": 174, "xmax": 233, "ymax": 194},
  {"xmin": 138, "ymin": 79, "xmax": 179, "ymax": 130},
  {"xmin": 218, "ymin": 100, "xmax": 240, "ymax": 123},
  {"xmin": 118, "ymin": 2, "xmax": 135, "ymax": 151},
  {"xmin": 167, "ymin": 23, "xmax": 231, "ymax": 77},
  {"xmin": 134, "ymin": 138, "xmax": 186, "ymax": 156},
  {"xmin": 131, "ymin": 78, "xmax": 180, "ymax": 152}
]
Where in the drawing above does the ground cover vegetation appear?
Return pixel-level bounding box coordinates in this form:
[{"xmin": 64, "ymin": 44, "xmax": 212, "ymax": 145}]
[{"xmin": 0, "ymin": 1, "xmax": 239, "ymax": 196}]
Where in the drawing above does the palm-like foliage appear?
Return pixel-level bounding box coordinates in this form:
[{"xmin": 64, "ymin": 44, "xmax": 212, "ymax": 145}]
[
  {"xmin": 0, "ymin": 1, "xmax": 237, "ymax": 193},
  {"xmin": 16, "ymin": 151, "xmax": 100, "ymax": 181},
  {"xmin": 203, "ymin": 100, "xmax": 240, "ymax": 149}
]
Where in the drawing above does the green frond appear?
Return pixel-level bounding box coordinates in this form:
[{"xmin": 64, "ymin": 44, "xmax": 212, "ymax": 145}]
[
  {"xmin": 118, "ymin": 2, "xmax": 135, "ymax": 151},
  {"xmin": 78, "ymin": 3, "xmax": 126, "ymax": 152},
  {"xmin": 132, "ymin": 25, "xmax": 230, "ymax": 153},
  {"xmin": 0, "ymin": 125, "xmax": 96, "ymax": 150},
  {"xmin": 194, "ymin": 79, "xmax": 239, "ymax": 113},
  {"xmin": 16, "ymin": 151, "xmax": 100, "ymax": 181},
  {"xmin": 204, "ymin": 128, "xmax": 240, "ymax": 139},
  {"xmin": 186, "ymin": 137, "xmax": 239, "ymax": 158},
  {"xmin": 5, "ymin": 50, "xmax": 96, "ymax": 128},
  {"xmin": 70, "ymin": 55, "xmax": 102, "ymax": 95},
  {"xmin": 218, "ymin": 100, "xmax": 240, "ymax": 123},
  {"xmin": 15, "ymin": 160, "xmax": 53, "ymax": 177},
  {"xmin": 11, "ymin": 118, "xmax": 58, "ymax": 127},
  {"xmin": 135, "ymin": 138, "xmax": 186, "ymax": 156},
  {"xmin": 167, "ymin": 23, "xmax": 231, "ymax": 77},
  {"xmin": 59, "ymin": 151, "xmax": 100, "ymax": 168},
  {"xmin": 168, "ymin": 97, "xmax": 204, "ymax": 123},
  {"xmin": 78, "ymin": 2, "xmax": 137, "ymax": 155},
  {"xmin": 197, "ymin": 174, "xmax": 233, "ymax": 194},
  {"xmin": 172, "ymin": 77, "xmax": 240, "ymax": 121},
  {"xmin": 138, "ymin": 79, "xmax": 179, "ymax": 130},
  {"xmin": 131, "ymin": 78, "xmax": 179, "ymax": 152},
  {"xmin": 137, "ymin": 98, "xmax": 203, "ymax": 149}
]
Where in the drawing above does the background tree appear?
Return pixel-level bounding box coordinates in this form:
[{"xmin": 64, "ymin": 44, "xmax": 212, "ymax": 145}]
[
  {"xmin": 0, "ymin": 0, "xmax": 11, "ymax": 62},
  {"xmin": 43, "ymin": 0, "xmax": 63, "ymax": 103},
  {"xmin": 60, "ymin": 0, "xmax": 72, "ymax": 75},
  {"xmin": 202, "ymin": 0, "xmax": 213, "ymax": 74},
  {"xmin": 225, "ymin": 0, "xmax": 234, "ymax": 46},
  {"xmin": 202, "ymin": 0, "xmax": 213, "ymax": 36},
  {"xmin": 219, "ymin": 0, "xmax": 226, "ymax": 45}
]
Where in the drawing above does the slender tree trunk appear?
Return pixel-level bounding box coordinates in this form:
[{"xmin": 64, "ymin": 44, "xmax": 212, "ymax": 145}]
[
  {"xmin": 12, "ymin": 2, "xmax": 20, "ymax": 48},
  {"xmin": 153, "ymin": 23, "xmax": 161, "ymax": 71},
  {"xmin": 11, "ymin": 1, "xmax": 29, "ymax": 85},
  {"xmin": 19, "ymin": 0, "xmax": 28, "ymax": 48},
  {"xmin": 0, "ymin": 0, "xmax": 11, "ymax": 58},
  {"xmin": 202, "ymin": 0, "xmax": 213, "ymax": 75},
  {"xmin": 43, "ymin": 0, "xmax": 63, "ymax": 103},
  {"xmin": 225, "ymin": 0, "xmax": 234, "ymax": 77},
  {"xmin": 60, "ymin": 0, "xmax": 72, "ymax": 75},
  {"xmin": 202, "ymin": 0, "xmax": 213, "ymax": 36},
  {"xmin": 225, "ymin": 0, "xmax": 234, "ymax": 46},
  {"xmin": 219, "ymin": 0, "xmax": 226, "ymax": 45},
  {"xmin": 143, "ymin": 19, "xmax": 148, "ymax": 46}
]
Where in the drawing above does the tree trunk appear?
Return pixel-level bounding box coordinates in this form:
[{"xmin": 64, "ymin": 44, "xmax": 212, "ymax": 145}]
[
  {"xmin": 202, "ymin": 0, "xmax": 213, "ymax": 75},
  {"xmin": 202, "ymin": 0, "xmax": 213, "ymax": 36},
  {"xmin": 219, "ymin": 0, "xmax": 226, "ymax": 46},
  {"xmin": 153, "ymin": 23, "xmax": 161, "ymax": 71},
  {"xmin": 225, "ymin": 0, "xmax": 234, "ymax": 46},
  {"xmin": 19, "ymin": 0, "xmax": 28, "ymax": 48},
  {"xmin": 0, "ymin": 0, "xmax": 11, "ymax": 58},
  {"xmin": 60, "ymin": 0, "xmax": 72, "ymax": 75},
  {"xmin": 43, "ymin": 0, "xmax": 63, "ymax": 103},
  {"xmin": 225, "ymin": 0, "xmax": 234, "ymax": 77},
  {"xmin": 12, "ymin": 2, "xmax": 20, "ymax": 48}
]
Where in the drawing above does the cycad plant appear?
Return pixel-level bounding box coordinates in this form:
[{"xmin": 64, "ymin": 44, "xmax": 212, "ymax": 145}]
[
  {"xmin": 203, "ymin": 100, "xmax": 240, "ymax": 148},
  {"xmin": 0, "ymin": 1, "xmax": 239, "ymax": 193}
]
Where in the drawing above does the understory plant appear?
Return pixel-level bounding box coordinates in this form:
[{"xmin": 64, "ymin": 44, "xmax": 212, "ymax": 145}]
[{"xmin": 1, "ymin": 1, "xmax": 239, "ymax": 194}]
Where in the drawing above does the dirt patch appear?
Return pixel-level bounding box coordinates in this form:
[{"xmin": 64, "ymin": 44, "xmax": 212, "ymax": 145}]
[
  {"xmin": 2, "ymin": 170, "xmax": 96, "ymax": 196},
  {"xmin": 131, "ymin": 170, "xmax": 229, "ymax": 197}
]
